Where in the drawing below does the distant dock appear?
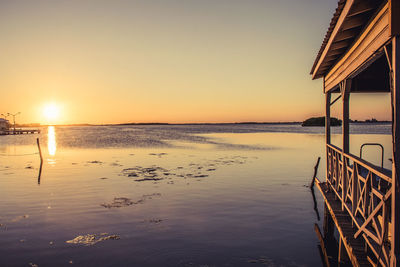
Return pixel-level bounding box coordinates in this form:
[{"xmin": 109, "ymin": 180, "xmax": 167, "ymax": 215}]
[{"xmin": 0, "ymin": 129, "xmax": 41, "ymax": 135}]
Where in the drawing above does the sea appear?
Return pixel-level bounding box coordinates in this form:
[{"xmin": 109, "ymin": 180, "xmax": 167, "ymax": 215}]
[{"xmin": 0, "ymin": 123, "xmax": 392, "ymax": 266}]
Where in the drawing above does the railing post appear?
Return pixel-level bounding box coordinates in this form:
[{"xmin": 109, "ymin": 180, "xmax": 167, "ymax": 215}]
[
  {"xmin": 335, "ymin": 151, "xmax": 340, "ymax": 192},
  {"xmin": 326, "ymin": 89, "xmax": 331, "ymax": 183},
  {"xmin": 391, "ymin": 35, "xmax": 400, "ymax": 267},
  {"xmin": 352, "ymin": 164, "xmax": 358, "ymax": 218},
  {"xmin": 341, "ymin": 79, "xmax": 351, "ymax": 210}
]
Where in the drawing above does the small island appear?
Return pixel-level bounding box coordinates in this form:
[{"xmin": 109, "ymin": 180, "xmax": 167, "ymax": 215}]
[{"xmin": 302, "ymin": 116, "xmax": 342, "ymax": 127}]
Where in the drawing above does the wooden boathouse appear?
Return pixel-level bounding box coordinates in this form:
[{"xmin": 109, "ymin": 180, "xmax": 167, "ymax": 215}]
[{"xmin": 311, "ymin": 0, "xmax": 399, "ymax": 266}]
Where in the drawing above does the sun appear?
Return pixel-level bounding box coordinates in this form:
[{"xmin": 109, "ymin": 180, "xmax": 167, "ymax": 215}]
[{"xmin": 42, "ymin": 103, "xmax": 60, "ymax": 122}]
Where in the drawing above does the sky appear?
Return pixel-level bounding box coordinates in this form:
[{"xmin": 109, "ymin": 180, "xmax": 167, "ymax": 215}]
[{"xmin": 0, "ymin": 0, "xmax": 391, "ymax": 124}]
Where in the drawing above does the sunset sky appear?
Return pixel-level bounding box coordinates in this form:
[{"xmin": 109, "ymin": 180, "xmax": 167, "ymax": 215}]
[{"xmin": 0, "ymin": 0, "xmax": 391, "ymax": 124}]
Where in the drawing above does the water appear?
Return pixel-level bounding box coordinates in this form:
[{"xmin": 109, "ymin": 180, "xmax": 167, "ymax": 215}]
[{"xmin": 0, "ymin": 124, "xmax": 391, "ymax": 266}]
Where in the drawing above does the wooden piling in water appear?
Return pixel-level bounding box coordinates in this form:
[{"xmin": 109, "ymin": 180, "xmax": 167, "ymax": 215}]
[
  {"xmin": 310, "ymin": 157, "xmax": 320, "ymax": 189},
  {"xmin": 36, "ymin": 138, "xmax": 43, "ymax": 163}
]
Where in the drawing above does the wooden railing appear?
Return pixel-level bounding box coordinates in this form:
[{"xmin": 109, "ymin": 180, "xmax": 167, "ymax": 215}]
[{"xmin": 327, "ymin": 144, "xmax": 392, "ymax": 266}]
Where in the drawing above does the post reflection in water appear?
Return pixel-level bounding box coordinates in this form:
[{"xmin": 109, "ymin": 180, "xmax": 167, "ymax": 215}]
[{"xmin": 47, "ymin": 126, "xmax": 57, "ymax": 156}]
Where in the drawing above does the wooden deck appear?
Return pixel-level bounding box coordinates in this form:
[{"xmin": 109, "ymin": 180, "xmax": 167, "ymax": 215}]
[
  {"xmin": 316, "ymin": 179, "xmax": 370, "ymax": 267},
  {"xmin": 0, "ymin": 129, "xmax": 41, "ymax": 135}
]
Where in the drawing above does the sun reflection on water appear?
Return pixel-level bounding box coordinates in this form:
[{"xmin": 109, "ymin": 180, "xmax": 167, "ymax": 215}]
[{"xmin": 47, "ymin": 126, "xmax": 57, "ymax": 156}]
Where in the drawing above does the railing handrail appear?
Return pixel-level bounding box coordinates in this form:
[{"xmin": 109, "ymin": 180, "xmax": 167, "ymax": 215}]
[
  {"xmin": 327, "ymin": 143, "xmax": 391, "ymax": 182},
  {"xmin": 327, "ymin": 143, "xmax": 341, "ymax": 153},
  {"xmin": 360, "ymin": 143, "xmax": 384, "ymax": 168}
]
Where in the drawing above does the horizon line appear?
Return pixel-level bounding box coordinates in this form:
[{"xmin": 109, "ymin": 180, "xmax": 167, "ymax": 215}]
[{"xmin": 16, "ymin": 118, "xmax": 391, "ymax": 127}]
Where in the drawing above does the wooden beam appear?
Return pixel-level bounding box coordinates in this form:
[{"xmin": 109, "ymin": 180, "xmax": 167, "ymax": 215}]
[
  {"xmin": 331, "ymin": 40, "xmax": 352, "ymax": 51},
  {"xmin": 327, "ymin": 49, "xmax": 348, "ymax": 57},
  {"xmin": 334, "ymin": 29, "xmax": 359, "ymax": 42},
  {"xmin": 391, "ymin": 35, "xmax": 400, "ymax": 267},
  {"xmin": 312, "ymin": 0, "xmax": 355, "ymax": 80},
  {"xmin": 390, "ymin": 0, "xmax": 400, "ymax": 36},
  {"xmin": 323, "ymin": 203, "xmax": 334, "ymax": 241},
  {"xmin": 324, "ymin": 58, "xmax": 339, "ymax": 64},
  {"xmin": 385, "ymin": 45, "xmax": 393, "ymax": 70},
  {"xmin": 330, "ymin": 94, "xmax": 342, "ymax": 106},
  {"xmin": 341, "ymin": 16, "xmax": 366, "ymax": 31},
  {"xmin": 324, "ymin": 4, "xmax": 390, "ymax": 93},
  {"xmin": 323, "ymin": 55, "xmax": 340, "ymax": 63},
  {"xmin": 347, "ymin": 1, "xmax": 376, "ymax": 17},
  {"xmin": 338, "ymin": 237, "xmax": 349, "ymax": 265}
]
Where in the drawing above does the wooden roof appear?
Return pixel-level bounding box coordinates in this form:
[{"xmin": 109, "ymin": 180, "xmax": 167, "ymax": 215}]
[{"xmin": 311, "ymin": 0, "xmax": 386, "ymax": 80}]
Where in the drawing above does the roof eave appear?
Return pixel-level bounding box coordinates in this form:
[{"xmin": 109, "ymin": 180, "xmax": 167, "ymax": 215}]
[{"xmin": 311, "ymin": 0, "xmax": 354, "ymax": 80}]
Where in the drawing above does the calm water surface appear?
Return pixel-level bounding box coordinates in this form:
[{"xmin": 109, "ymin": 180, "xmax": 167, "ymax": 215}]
[{"xmin": 0, "ymin": 124, "xmax": 391, "ymax": 266}]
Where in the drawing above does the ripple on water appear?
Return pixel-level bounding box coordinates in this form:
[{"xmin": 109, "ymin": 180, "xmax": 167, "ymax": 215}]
[{"xmin": 101, "ymin": 193, "xmax": 161, "ymax": 209}]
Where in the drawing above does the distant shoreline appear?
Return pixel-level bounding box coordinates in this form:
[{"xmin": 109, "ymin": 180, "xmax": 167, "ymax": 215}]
[
  {"xmin": 17, "ymin": 122, "xmax": 301, "ymax": 127},
  {"xmin": 113, "ymin": 121, "xmax": 302, "ymax": 126},
  {"xmin": 16, "ymin": 121, "xmax": 391, "ymax": 128}
]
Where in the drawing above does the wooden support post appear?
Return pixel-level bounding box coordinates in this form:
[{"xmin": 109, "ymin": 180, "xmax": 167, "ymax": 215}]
[
  {"xmin": 326, "ymin": 88, "xmax": 331, "ymax": 145},
  {"xmin": 340, "ymin": 79, "xmax": 351, "ymax": 211},
  {"xmin": 391, "ymin": 35, "xmax": 400, "ymax": 267},
  {"xmin": 390, "ymin": 0, "xmax": 400, "ymax": 36},
  {"xmin": 323, "ymin": 203, "xmax": 335, "ymax": 241},
  {"xmin": 338, "ymin": 237, "xmax": 347, "ymax": 266},
  {"xmin": 341, "ymin": 79, "xmax": 351, "ymax": 154},
  {"xmin": 326, "ymin": 89, "xmax": 331, "ymax": 184}
]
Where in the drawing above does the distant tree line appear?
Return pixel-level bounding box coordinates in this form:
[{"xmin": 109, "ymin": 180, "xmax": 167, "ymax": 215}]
[
  {"xmin": 302, "ymin": 117, "xmax": 341, "ymax": 127},
  {"xmin": 350, "ymin": 118, "xmax": 390, "ymax": 123},
  {"xmin": 302, "ymin": 116, "xmax": 390, "ymax": 127}
]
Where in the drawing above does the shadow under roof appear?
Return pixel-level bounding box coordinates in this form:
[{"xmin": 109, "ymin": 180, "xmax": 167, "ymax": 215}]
[{"xmin": 311, "ymin": 0, "xmax": 387, "ymax": 80}]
